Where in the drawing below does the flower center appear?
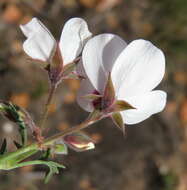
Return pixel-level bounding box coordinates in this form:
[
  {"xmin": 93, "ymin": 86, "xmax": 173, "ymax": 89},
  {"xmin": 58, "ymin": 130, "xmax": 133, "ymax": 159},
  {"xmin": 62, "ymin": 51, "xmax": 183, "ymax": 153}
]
[{"xmin": 92, "ymin": 90, "xmax": 115, "ymax": 112}]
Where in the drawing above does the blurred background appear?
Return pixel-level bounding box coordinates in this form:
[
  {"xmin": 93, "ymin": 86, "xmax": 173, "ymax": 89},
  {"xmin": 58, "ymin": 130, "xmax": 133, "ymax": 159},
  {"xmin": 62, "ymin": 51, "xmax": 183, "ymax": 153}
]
[{"xmin": 0, "ymin": 0, "xmax": 187, "ymax": 189}]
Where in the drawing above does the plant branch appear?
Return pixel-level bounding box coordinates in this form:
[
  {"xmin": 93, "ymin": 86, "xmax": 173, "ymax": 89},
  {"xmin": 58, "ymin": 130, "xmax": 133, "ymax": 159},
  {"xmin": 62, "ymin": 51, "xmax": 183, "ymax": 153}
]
[
  {"xmin": 0, "ymin": 111, "xmax": 103, "ymax": 171},
  {"xmin": 40, "ymin": 84, "xmax": 57, "ymax": 132},
  {"xmin": 0, "ymin": 112, "xmax": 102, "ymax": 165},
  {"xmin": 43, "ymin": 113, "xmax": 102, "ymax": 146}
]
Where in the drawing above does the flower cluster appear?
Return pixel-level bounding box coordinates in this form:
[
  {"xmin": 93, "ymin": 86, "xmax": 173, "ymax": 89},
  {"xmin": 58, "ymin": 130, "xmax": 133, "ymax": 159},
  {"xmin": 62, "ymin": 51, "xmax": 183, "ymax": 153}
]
[
  {"xmin": 0, "ymin": 17, "xmax": 167, "ymax": 184},
  {"xmin": 20, "ymin": 17, "xmax": 167, "ymax": 129},
  {"xmin": 20, "ymin": 17, "xmax": 92, "ymax": 85}
]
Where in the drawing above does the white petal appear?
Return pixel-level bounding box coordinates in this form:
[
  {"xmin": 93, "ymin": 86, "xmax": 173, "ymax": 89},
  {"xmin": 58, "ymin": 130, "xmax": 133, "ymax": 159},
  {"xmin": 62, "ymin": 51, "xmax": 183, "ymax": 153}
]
[
  {"xmin": 76, "ymin": 79, "xmax": 95, "ymax": 112},
  {"xmin": 76, "ymin": 59, "xmax": 87, "ymax": 78},
  {"xmin": 20, "ymin": 18, "xmax": 56, "ymax": 61},
  {"xmin": 20, "ymin": 18, "xmax": 52, "ymax": 38},
  {"xmin": 120, "ymin": 90, "xmax": 167, "ymax": 125},
  {"xmin": 82, "ymin": 33, "xmax": 127, "ymax": 93},
  {"xmin": 59, "ymin": 18, "xmax": 92, "ymax": 65},
  {"xmin": 111, "ymin": 39, "xmax": 165, "ymax": 97}
]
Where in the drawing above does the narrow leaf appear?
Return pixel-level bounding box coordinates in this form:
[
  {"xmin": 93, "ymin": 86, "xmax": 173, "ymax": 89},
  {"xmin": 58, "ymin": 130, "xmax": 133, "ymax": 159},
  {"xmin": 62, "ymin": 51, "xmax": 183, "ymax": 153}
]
[
  {"xmin": 111, "ymin": 112, "xmax": 126, "ymax": 135},
  {"xmin": 63, "ymin": 132, "xmax": 95, "ymax": 152},
  {"xmin": 0, "ymin": 139, "xmax": 7, "ymax": 155},
  {"xmin": 13, "ymin": 150, "xmax": 38, "ymax": 163},
  {"xmin": 102, "ymin": 72, "xmax": 115, "ymax": 109},
  {"xmin": 4, "ymin": 160, "xmax": 65, "ymax": 183},
  {"xmin": 44, "ymin": 161, "xmax": 65, "ymax": 183}
]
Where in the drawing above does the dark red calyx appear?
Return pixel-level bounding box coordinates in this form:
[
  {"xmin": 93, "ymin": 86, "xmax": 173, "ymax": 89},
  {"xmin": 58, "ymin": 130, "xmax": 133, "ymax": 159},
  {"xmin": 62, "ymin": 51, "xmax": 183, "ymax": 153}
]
[{"xmin": 92, "ymin": 90, "xmax": 103, "ymax": 110}]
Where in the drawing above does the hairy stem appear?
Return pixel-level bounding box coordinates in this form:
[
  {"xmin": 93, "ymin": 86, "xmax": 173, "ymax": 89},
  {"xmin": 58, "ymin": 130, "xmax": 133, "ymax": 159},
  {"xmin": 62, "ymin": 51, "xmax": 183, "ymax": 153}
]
[
  {"xmin": 0, "ymin": 111, "xmax": 103, "ymax": 166},
  {"xmin": 0, "ymin": 112, "xmax": 102, "ymax": 165},
  {"xmin": 40, "ymin": 84, "xmax": 57, "ymax": 132}
]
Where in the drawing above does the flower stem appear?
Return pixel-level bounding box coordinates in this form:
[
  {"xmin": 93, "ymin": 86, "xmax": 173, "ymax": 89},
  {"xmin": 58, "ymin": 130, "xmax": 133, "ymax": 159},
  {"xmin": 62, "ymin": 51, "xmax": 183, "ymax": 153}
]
[
  {"xmin": 0, "ymin": 112, "xmax": 102, "ymax": 167},
  {"xmin": 40, "ymin": 84, "xmax": 57, "ymax": 132},
  {"xmin": 43, "ymin": 113, "xmax": 102, "ymax": 146}
]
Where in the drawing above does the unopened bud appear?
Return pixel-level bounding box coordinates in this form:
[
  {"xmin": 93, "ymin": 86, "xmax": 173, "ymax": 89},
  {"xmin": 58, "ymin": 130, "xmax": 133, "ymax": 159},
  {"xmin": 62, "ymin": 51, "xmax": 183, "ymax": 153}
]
[{"xmin": 63, "ymin": 132, "xmax": 95, "ymax": 152}]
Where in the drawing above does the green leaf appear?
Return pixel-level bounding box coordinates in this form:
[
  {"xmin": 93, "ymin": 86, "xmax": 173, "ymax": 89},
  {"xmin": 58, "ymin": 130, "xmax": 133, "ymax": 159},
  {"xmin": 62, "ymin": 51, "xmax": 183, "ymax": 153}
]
[
  {"xmin": 0, "ymin": 139, "xmax": 7, "ymax": 155},
  {"xmin": 13, "ymin": 150, "xmax": 38, "ymax": 163},
  {"xmin": 63, "ymin": 132, "xmax": 95, "ymax": 152},
  {"xmin": 2, "ymin": 159, "xmax": 65, "ymax": 183},
  {"xmin": 44, "ymin": 161, "xmax": 65, "ymax": 183},
  {"xmin": 111, "ymin": 112, "xmax": 125, "ymax": 135}
]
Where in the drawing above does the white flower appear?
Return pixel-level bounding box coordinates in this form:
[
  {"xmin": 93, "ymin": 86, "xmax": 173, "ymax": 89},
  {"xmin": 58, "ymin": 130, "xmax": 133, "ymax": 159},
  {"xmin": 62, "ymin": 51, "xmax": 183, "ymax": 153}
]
[
  {"xmin": 20, "ymin": 17, "xmax": 92, "ymax": 66},
  {"xmin": 77, "ymin": 34, "xmax": 167, "ymax": 125}
]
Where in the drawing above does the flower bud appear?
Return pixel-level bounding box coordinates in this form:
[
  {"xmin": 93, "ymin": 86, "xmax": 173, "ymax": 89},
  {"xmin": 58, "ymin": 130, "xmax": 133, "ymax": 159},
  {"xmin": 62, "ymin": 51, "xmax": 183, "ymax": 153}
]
[{"xmin": 63, "ymin": 132, "xmax": 95, "ymax": 152}]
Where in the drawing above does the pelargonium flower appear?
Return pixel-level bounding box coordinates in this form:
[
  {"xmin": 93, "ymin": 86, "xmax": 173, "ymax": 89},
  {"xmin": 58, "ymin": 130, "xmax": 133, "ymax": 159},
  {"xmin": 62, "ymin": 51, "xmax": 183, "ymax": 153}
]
[
  {"xmin": 20, "ymin": 17, "xmax": 92, "ymax": 84},
  {"xmin": 77, "ymin": 34, "xmax": 167, "ymax": 128}
]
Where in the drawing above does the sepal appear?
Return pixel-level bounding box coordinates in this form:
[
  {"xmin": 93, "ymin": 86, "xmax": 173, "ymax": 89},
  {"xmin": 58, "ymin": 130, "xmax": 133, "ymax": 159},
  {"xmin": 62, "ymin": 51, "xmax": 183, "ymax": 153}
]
[
  {"xmin": 53, "ymin": 140, "xmax": 68, "ymax": 155},
  {"xmin": 82, "ymin": 94, "xmax": 102, "ymax": 101},
  {"xmin": 27, "ymin": 57, "xmax": 49, "ymax": 69},
  {"xmin": 47, "ymin": 64, "xmax": 63, "ymax": 85},
  {"xmin": 111, "ymin": 112, "xmax": 125, "ymax": 135},
  {"xmin": 87, "ymin": 110, "xmax": 102, "ymax": 121},
  {"xmin": 40, "ymin": 141, "xmax": 68, "ymax": 159},
  {"xmin": 110, "ymin": 100, "xmax": 135, "ymax": 113},
  {"xmin": 62, "ymin": 57, "xmax": 80, "ymax": 78},
  {"xmin": 102, "ymin": 72, "xmax": 115, "ymax": 109}
]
